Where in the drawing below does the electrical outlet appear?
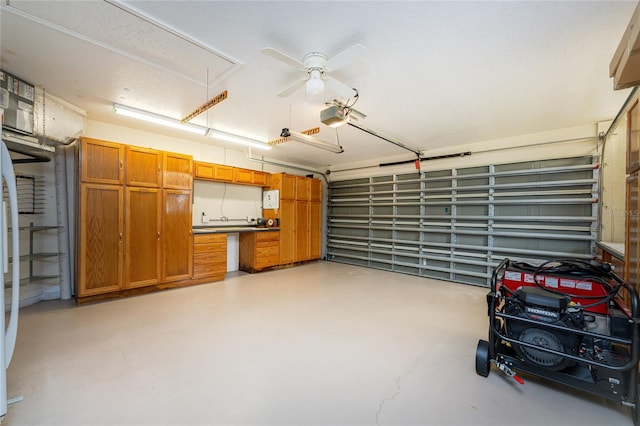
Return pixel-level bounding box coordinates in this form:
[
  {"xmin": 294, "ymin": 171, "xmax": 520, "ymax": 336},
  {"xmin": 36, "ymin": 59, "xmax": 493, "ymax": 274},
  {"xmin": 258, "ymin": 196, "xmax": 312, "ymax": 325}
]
[{"xmin": 201, "ymin": 212, "xmax": 209, "ymax": 223}]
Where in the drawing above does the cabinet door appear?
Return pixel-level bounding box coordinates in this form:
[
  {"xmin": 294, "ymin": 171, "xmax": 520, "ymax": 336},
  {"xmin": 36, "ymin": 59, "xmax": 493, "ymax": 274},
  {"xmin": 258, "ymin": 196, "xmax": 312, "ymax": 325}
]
[
  {"xmin": 628, "ymin": 100, "xmax": 640, "ymax": 174},
  {"xmin": 126, "ymin": 146, "xmax": 161, "ymax": 187},
  {"xmin": 310, "ymin": 178, "xmax": 322, "ymax": 202},
  {"xmin": 163, "ymin": 152, "xmax": 193, "ymax": 189},
  {"xmin": 162, "ymin": 189, "xmax": 193, "ymax": 282},
  {"xmin": 272, "ymin": 173, "xmax": 296, "ymax": 200},
  {"xmin": 80, "ymin": 138, "xmax": 124, "ymax": 184},
  {"xmin": 296, "ymin": 177, "xmax": 311, "ymax": 201},
  {"xmin": 194, "ymin": 161, "xmax": 215, "ymax": 179},
  {"xmin": 214, "ymin": 164, "xmax": 233, "ymax": 181},
  {"xmin": 626, "ymin": 173, "xmax": 639, "ymax": 300},
  {"xmin": 279, "ymin": 199, "xmax": 295, "ymax": 264},
  {"xmin": 126, "ymin": 188, "xmax": 161, "ymax": 288},
  {"xmin": 310, "ymin": 201, "xmax": 322, "ymax": 259},
  {"xmin": 253, "ymin": 171, "xmax": 268, "ymax": 186},
  {"xmin": 234, "ymin": 168, "xmax": 253, "ymax": 184},
  {"xmin": 78, "ymin": 184, "xmax": 124, "ymax": 296},
  {"xmin": 295, "ymin": 200, "xmax": 310, "ymax": 262}
]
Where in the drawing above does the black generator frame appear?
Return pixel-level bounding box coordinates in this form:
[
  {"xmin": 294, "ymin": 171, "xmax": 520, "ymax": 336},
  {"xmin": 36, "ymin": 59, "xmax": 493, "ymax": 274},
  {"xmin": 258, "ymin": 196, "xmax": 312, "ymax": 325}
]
[{"xmin": 476, "ymin": 258, "xmax": 640, "ymax": 425}]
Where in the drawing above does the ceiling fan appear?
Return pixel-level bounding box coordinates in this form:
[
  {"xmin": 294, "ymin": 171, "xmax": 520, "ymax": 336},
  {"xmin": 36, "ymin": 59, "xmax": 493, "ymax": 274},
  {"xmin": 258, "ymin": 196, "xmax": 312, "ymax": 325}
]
[{"xmin": 262, "ymin": 44, "xmax": 366, "ymax": 98}]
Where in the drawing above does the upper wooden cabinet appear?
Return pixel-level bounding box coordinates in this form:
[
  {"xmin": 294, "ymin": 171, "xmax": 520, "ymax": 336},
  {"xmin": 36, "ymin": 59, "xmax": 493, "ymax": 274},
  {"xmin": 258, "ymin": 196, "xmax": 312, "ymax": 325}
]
[
  {"xmin": 80, "ymin": 138, "xmax": 124, "ymax": 185},
  {"xmin": 163, "ymin": 152, "xmax": 193, "ymax": 189},
  {"xmin": 194, "ymin": 161, "xmax": 270, "ymax": 187},
  {"xmin": 194, "ymin": 161, "xmax": 233, "ymax": 182},
  {"xmin": 270, "ymin": 173, "xmax": 297, "ymax": 200},
  {"xmin": 296, "ymin": 176, "xmax": 310, "ymax": 201},
  {"xmin": 610, "ymin": 2, "xmax": 640, "ymax": 90},
  {"xmin": 125, "ymin": 146, "xmax": 162, "ymax": 187},
  {"xmin": 310, "ymin": 178, "xmax": 322, "ymax": 202}
]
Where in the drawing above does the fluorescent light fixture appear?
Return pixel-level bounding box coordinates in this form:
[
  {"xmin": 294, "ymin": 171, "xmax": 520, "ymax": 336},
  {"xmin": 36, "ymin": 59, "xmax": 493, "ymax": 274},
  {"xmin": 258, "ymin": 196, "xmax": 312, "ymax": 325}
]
[
  {"xmin": 114, "ymin": 103, "xmax": 207, "ymax": 135},
  {"xmin": 207, "ymin": 129, "xmax": 272, "ymax": 151},
  {"xmin": 114, "ymin": 103, "xmax": 271, "ymax": 151},
  {"xmin": 281, "ymin": 128, "xmax": 343, "ymax": 154}
]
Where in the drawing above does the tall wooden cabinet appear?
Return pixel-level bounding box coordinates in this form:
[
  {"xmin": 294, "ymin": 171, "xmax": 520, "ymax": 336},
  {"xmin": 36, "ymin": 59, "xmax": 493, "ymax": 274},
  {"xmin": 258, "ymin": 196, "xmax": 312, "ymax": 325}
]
[
  {"xmin": 79, "ymin": 183, "xmax": 124, "ymax": 296},
  {"xmin": 265, "ymin": 173, "xmax": 322, "ymax": 266},
  {"xmin": 626, "ymin": 102, "xmax": 640, "ymax": 299},
  {"xmin": 78, "ymin": 138, "xmax": 193, "ymax": 300}
]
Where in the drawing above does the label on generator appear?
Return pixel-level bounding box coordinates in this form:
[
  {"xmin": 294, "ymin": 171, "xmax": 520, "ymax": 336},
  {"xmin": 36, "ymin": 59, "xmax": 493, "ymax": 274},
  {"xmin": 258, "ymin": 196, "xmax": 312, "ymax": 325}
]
[
  {"xmin": 505, "ymin": 271, "xmax": 522, "ymax": 281},
  {"xmin": 524, "ymin": 273, "xmax": 535, "ymax": 283},
  {"xmin": 576, "ymin": 281, "xmax": 593, "ymax": 291},
  {"xmin": 560, "ymin": 279, "xmax": 576, "ymax": 289},
  {"xmin": 544, "ymin": 277, "xmax": 559, "ymax": 288}
]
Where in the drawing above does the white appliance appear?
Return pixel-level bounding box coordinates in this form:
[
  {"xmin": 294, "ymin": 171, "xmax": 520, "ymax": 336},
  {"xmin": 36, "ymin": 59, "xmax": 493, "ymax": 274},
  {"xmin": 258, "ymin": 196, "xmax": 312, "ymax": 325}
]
[{"xmin": 0, "ymin": 135, "xmax": 20, "ymax": 418}]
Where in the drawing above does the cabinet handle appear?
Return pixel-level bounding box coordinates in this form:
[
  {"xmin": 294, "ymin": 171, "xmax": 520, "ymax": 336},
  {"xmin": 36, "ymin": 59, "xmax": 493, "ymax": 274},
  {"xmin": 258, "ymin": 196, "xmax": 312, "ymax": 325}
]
[
  {"xmin": 120, "ymin": 161, "xmax": 123, "ymax": 169},
  {"xmin": 157, "ymin": 231, "xmax": 161, "ymax": 240},
  {"xmin": 119, "ymin": 232, "xmax": 123, "ymax": 241}
]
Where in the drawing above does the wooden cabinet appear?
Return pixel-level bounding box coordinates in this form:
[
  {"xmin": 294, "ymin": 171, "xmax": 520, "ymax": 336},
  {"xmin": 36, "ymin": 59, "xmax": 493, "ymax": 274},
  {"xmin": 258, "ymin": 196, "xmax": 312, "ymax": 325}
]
[
  {"xmin": 194, "ymin": 161, "xmax": 233, "ymax": 182},
  {"xmin": 193, "ymin": 233, "xmax": 227, "ymax": 281},
  {"xmin": 626, "ymin": 172, "xmax": 639, "ymax": 300},
  {"xmin": 80, "ymin": 138, "xmax": 124, "ymax": 184},
  {"xmin": 295, "ymin": 200, "xmax": 310, "ymax": 262},
  {"xmin": 163, "ymin": 152, "xmax": 193, "ymax": 189},
  {"xmin": 125, "ymin": 146, "xmax": 161, "ymax": 187},
  {"xmin": 234, "ymin": 168, "xmax": 253, "ymax": 184},
  {"xmin": 78, "ymin": 138, "xmax": 194, "ymax": 301},
  {"xmin": 271, "ymin": 173, "xmax": 296, "ymax": 200},
  {"xmin": 162, "ymin": 189, "xmax": 193, "ymax": 282},
  {"xmin": 194, "ymin": 161, "xmax": 269, "ymax": 187},
  {"xmin": 264, "ymin": 173, "xmax": 322, "ymax": 266},
  {"xmin": 628, "ymin": 100, "xmax": 640, "ymax": 174},
  {"xmin": 78, "ymin": 184, "xmax": 124, "ymax": 296},
  {"xmin": 296, "ymin": 177, "xmax": 310, "ymax": 201},
  {"xmin": 125, "ymin": 188, "xmax": 161, "ymax": 288},
  {"xmin": 239, "ymin": 231, "xmax": 280, "ymax": 273},
  {"xmin": 310, "ymin": 178, "xmax": 322, "ymax": 202},
  {"xmin": 278, "ymin": 199, "xmax": 295, "ymax": 265},
  {"xmin": 253, "ymin": 171, "xmax": 268, "ymax": 186},
  {"xmin": 310, "ymin": 201, "xmax": 322, "ymax": 259}
]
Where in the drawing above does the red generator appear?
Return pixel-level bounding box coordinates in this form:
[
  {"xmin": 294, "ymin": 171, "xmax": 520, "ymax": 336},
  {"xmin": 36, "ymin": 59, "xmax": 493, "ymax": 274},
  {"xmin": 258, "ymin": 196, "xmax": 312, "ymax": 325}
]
[{"xmin": 476, "ymin": 258, "xmax": 640, "ymax": 424}]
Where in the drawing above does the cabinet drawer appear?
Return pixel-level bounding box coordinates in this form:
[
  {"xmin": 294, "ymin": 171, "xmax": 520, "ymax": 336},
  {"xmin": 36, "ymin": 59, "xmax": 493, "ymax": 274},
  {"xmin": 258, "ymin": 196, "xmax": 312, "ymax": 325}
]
[
  {"xmin": 194, "ymin": 252, "xmax": 225, "ymax": 263},
  {"xmin": 194, "ymin": 261, "xmax": 226, "ymax": 277},
  {"xmin": 194, "ymin": 234, "xmax": 227, "ymax": 244},
  {"xmin": 256, "ymin": 231, "xmax": 279, "ymax": 242},
  {"xmin": 257, "ymin": 245, "xmax": 280, "ymax": 258},
  {"xmin": 256, "ymin": 240, "xmax": 279, "ymax": 250},
  {"xmin": 256, "ymin": 255, "xmax": 280, "ymax": 268},
  {"xmin": 194, "ymin": 243, "xmax": 227, "ymax": 254}
]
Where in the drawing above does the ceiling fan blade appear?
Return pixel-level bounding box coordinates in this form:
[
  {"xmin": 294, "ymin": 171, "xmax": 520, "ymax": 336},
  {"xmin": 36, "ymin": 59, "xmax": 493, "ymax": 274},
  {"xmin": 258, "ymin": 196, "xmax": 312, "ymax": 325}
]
[
  {"xmin": 278, "ymin": 78, "xmax": 307, "ymax": 97},
  {"xmin": 325, "ymin": 44, "xmax": 367, "ymax": 72},
  {"xmin": 325, "ymin": 76, "xmax": 355, "ymax": 99},
  {"xmin": 262, "ymin": 47, "xmax": 305, "ymax": 70}
]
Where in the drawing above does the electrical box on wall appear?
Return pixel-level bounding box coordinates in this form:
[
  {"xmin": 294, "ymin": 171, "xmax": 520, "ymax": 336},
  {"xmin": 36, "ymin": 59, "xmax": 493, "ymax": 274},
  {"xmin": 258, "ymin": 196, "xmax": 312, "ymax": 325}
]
[
  {"xmin": 263, "ymin": 190, "xmax": 279, "ymax": 209},
  {"xmin": 0, "ymin": 70, "xmax": 35, "ymax": 135}
]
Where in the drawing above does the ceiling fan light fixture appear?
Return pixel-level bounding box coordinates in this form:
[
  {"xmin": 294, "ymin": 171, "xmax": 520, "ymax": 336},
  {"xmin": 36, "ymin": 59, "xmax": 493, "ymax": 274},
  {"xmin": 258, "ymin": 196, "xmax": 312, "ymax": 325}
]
[{"xmin": 306, "ymin": 69, "xmax": 324, "ymax": 95}]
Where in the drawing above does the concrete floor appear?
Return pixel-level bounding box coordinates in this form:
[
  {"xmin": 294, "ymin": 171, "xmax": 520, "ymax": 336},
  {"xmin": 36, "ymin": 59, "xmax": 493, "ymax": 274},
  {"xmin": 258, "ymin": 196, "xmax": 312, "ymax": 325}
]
[{"xmin": 4, "ymin": 261, "xmax": 632, "ymax": 425}]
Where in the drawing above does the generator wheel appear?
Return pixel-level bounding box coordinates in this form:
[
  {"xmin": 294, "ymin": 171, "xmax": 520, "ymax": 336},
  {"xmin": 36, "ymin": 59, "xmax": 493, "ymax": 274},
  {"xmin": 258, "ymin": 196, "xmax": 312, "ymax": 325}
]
[{"xmin": 476, "ymin": 339, "xmax": 490, "ymax": 377}]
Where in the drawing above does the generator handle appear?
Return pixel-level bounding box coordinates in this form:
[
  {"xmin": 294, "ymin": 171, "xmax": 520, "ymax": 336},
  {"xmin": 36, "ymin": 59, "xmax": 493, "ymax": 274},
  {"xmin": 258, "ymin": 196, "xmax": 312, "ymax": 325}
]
[
  {"xmin": 609, "ymin": 270, "xmax": 640, "ymax": 320},
  {"xmin": 491, "ymin": 258, "xmax": 510, "ymax": 293}
]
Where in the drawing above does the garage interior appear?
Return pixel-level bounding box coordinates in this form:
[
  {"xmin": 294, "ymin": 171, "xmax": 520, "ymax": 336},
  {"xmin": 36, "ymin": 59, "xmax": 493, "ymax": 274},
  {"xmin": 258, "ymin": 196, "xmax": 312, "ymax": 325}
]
[{"xmin": 1, "ymin": 1, "xmax": 640, "ymax": 425}]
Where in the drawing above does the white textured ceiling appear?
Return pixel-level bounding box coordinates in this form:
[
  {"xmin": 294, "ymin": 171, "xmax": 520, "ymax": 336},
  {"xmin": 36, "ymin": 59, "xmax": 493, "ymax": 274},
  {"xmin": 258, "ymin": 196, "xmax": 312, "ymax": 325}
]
[{"xmin": 1, "ymin": 0, "xmax": 636, "ymax": 169}]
